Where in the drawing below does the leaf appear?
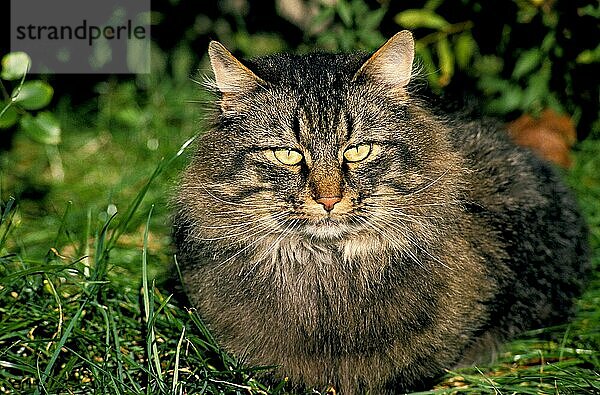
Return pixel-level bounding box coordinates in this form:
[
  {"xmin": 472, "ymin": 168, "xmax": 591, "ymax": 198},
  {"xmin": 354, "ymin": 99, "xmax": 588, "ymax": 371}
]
[
  {"xmin": 170, "ymin": 44, "xmax": 194, "ymax": 83},
  {"xmin": 477, "ymin": 76, "xmax": 511, "ymax": 95},
  {"xmin": 0, "ymin": 103, "xmax": 19, "ymax": 129},
  {"xmin": 507, "ymin": 109, "xmax": 574, "ymax": 168},
  {"xmin": 541, "ymin": 32, "xmax": 555, "ymax": 52},
  {"xmin": 234, "ymin": 32, "xmax": 286, "ymax": 57},
  {"xmin": 485, "ymin": 85, "xmax": 523, "ymax": 115},
  {"xmin": 474, "ymin": 55, "xmax": 503, "ymax": 76},
  {"xmin": 127, "ymin": 35, "xmax": 151, "ymax": 74},
  {"xmin": 579, "ymin": 4, "xmax": 600, "ymax": 18},
  {"xmin": 19, "ymin": 112, "xmax": 61, "ymax": 145},
  {"xmin": 520, "ymin": 67, "xmax": 550, "ymax": 111},
  {"xmin": 576, "ymin": 43, "xmax": 600, "ymax": 64},
  {"xmin": 436, "ymin": 37, "xmax": 454, "ymax": 87},
  {"xmin": 12, "ymin": 80, "xmax": 54, "ymax": 110},
  {"xmin": 350, "ymin": 0, "xmax": 369, "ymax": 17},
  {"xmin": 455, "ymin": 32, "xmax": 477, "ymax": 69},
  {"xmin": 310, "ymin": 7, "xmax": 335, "ymax": 31},
  {"xmin": 336, "ymin": 0, "xmax": 353, "ymax": 28},
  {"xmin": 358, "ymin": 7, "xmax": 386, "ymax": 32},
  {"xmin": 424, "ymin": 0, "xmax": 444, "ymax": 11},
  {"xmin": 512, "ymin": 48, "xmax": 542, "ymax": 79},
  {"xmin": 338, "ymin": 30, "xmax": 356, "ymax": 52},
  {"xmin": 394, "ymin": 9, "xmax": 449, "ymax": 30},
  {"xmin": 1, "ymin": 52, "xmax": 31, "ymax": 81},
  {"xmin": 357, "ymin": 29, "xmax": 385, "ymax": 49}
]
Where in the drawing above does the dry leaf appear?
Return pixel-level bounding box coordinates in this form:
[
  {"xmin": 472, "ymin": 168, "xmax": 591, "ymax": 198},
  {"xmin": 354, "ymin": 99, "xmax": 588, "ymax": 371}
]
[{"xmin": 507, "ymin": 109, "xmax": 576, "ymax": 168}]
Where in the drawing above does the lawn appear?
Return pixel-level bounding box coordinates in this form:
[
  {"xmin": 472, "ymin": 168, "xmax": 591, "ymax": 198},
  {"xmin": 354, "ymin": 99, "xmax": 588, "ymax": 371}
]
[{"xmin": 1, "ymin": 68, "xmax": 599, "ymax": 394}]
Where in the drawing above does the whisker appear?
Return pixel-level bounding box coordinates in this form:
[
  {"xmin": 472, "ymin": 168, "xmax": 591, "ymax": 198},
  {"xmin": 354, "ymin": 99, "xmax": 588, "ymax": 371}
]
[
  {"xmin": 210, "ymin": 217, "xmax": 295, "ymax": 272},
  {"xmin": 242, "ymin": 218, "xmax": 301, "ymax": 280},
  {"xmin": 197, "ymin": 212, "xmax": 287, "ymax": 241},
  {"xmin": 183, "ymin": 184, "xmax": 270, "ymax": 208},
  {"xmin": 359, "ymin": 212, "xmax": 427, "ymax": 271},
  {"xmin": 362, "ymin": 204, "xmax": 436, "ymax": 225},
  {"xmin": 369, "ymin": 211, "xmax": 450, "ymax": 270},
  {"xmin": 200, "ymin": 210, "xmax": 288, "ymax": 229}
]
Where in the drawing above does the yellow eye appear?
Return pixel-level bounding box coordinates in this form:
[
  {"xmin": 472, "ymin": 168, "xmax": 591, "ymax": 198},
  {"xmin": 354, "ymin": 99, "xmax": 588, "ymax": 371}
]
[
  {"xmin": 273, "ymin": 148, "xmax": 303, "ymax": 165},
  {"xmin": 343, "ymin": 144, "xmax": 371, "ymax": 162}
]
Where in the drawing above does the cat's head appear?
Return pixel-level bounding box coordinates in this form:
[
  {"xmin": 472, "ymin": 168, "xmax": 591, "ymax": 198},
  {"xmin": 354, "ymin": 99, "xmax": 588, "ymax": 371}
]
[{"xmin": 178, "ymin": 31, "xmax": 463, "ymax": 245}]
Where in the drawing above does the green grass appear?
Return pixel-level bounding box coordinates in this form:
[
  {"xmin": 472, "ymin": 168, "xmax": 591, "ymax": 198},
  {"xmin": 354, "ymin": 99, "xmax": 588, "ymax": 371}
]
[{"xmin": 0, "ymin": 71, "xmax": 599, "ymax": 394}]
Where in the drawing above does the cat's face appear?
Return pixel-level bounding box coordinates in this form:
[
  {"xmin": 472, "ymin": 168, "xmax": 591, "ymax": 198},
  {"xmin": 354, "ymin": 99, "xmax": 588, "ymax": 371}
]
[{"xmin": 181, "ymin": 32, "xmax": 459, "ymax": 246}]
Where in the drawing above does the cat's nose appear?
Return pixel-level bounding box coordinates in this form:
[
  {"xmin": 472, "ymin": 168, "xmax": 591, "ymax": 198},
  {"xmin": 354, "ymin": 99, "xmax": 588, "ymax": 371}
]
[{"xmin": 315, "ymin": 196, "xmax": 341, "ymax": 212}]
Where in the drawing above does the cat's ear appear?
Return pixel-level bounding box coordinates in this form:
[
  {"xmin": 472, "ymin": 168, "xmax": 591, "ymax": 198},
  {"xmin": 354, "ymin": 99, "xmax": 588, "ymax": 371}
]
[
  {"xmin": 207, "ymin": 41, "xmax": 264, "ymax": 95},
  {"xmin": 352, "ymin": 30, "xmax": 415, "ymax": 88}
]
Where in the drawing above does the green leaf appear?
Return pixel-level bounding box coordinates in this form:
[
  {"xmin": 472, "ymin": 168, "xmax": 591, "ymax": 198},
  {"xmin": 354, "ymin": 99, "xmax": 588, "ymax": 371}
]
[
  {"xmin": 0, "ymin": 103, "xmax": 19, "ymax": 128},
  {"xmin": 477, "ymin": 76, "xmax": 511, "ymax": 95},
  {"xmin": 424, "ymin": 0, "xmax": 444, "ymax": 11},
  {"xmin": 485, "ymin": 85, "xmax": 523, "ymax": 115},
  {"xmin": 310, "ymin": 7, "xmax": 335, "ymax": 31},
  {"xmin": 357, "ymin": 29, "xmax": 385, "ymax": 50},
  {"xmin": 170, "ymin": 44, "xmax": 194, "ymax": 83},
  {"xmin": 394, "ymin": 9, "xmax": 449, "ymax": 30},
  {"xmin": 436, "ymin": 37, "xmax": 454, "ymax": 87},
  {"xmin": 358, "ymin": 7, "xmax": 386, "ymax": 32},
  {"xmin": 338, "ymin": 30, "xmax": 356, "ymax": 52},
  {"xmin": 455, "ymin": 32, "xmax": 477, "ymax": 69},
  {"xmin": 336, "ymin": 0, "xmax": 353, "ymax": 28},
  {"xmin": 576, "ymin": 44, "xmax": 600, "ymax": 64},
  {"xmin": 579, "ymin": 4, "xmax": 600, "ymax": 18},
  {"xmin": 350, "ymin": 0, "xmax": 369, "ymax": 17},
  {"xmin": 520, "ymin": 62, "xmax": 551, "ymax": 111},
  {"xmin": 12, "ymin": 80, "xmax": 54, "ymax": 110},
  {"xmin": 474, "ymin": 55, "xmax": 504, "ymax": 76},
  {"xmin": 541, "ymin": 32, "xmax": 555, "ymax": 52},
  {"xmin": 19, "ymin": 112, "xmax": 61, "ymax": 145},
  {"xmin": 512, "ymin": 48, "xmax": 542, "ymax": 79},
  {"xmin": 1, "ymin": 52, "xmax": 31, "ymax": 81}
]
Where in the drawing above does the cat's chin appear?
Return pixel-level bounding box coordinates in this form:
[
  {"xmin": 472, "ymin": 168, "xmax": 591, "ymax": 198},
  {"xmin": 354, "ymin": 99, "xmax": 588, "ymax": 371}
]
[{"xmin": 302, "ymin": 218, "xmax": 353, "ymax": 240}]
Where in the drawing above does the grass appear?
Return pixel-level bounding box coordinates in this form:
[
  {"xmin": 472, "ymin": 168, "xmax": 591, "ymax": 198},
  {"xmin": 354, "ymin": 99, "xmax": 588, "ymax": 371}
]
[{"xmin": 0, "ymin": 69, "xmax": 599, "ymax": 394}]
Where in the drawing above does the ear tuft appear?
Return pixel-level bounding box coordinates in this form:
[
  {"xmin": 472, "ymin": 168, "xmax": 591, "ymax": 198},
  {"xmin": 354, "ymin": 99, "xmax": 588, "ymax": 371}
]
[
  {"xmin": 207, "ymin": 41, "xmax": 263, "ymax": 94},
  {"xmin": 352, "ymin": 30, "xmax": 415, "ymax": 88}
]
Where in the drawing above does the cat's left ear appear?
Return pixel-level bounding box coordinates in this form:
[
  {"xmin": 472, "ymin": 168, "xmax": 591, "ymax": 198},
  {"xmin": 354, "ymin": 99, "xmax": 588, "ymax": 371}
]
[
  {"xmin": 208, "ymin": 41, "xmax": 264, "ymax": 95},
  {"xmin": 352, "ymin": 30, "xmax": 415, "ymax": 88}
]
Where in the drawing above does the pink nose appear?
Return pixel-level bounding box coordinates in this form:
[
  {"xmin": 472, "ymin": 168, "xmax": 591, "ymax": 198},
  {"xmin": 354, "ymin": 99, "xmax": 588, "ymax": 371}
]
[{"xmin": 315, "ymin": 196, "xmax": 341, "ymax": 212}]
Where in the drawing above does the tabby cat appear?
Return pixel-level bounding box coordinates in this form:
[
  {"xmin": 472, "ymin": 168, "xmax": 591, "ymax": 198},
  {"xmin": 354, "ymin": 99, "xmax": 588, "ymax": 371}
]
[{"xmin": 173, "ymin": 31, "xmax": 589, "ymax": 394}]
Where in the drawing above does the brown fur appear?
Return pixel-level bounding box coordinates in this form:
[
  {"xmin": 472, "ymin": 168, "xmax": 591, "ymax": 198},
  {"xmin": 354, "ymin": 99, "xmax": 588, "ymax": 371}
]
[{"xmin": 173, "ymin": 32, "xmax": 588, "ymax": 393}]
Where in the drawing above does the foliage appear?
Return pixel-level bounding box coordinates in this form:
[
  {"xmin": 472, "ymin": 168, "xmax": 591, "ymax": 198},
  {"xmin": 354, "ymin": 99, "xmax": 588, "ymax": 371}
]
[
  {"xmin": 304, "ymin": 0, "xmax": 387, "ymax": 52},
  {"xmin": 304, "ymin": 0, "xmax": 598, "ymax": 137},
  {"xmin": 0, "ymin": 52, "xmax": 61, "ymax": 146}
]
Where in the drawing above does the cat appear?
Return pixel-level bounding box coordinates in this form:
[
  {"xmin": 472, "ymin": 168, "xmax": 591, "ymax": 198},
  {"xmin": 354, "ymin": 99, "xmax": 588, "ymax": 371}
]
[{"xmin": 172, "ymin": 31, "xmax": 589, "ymax": 394}]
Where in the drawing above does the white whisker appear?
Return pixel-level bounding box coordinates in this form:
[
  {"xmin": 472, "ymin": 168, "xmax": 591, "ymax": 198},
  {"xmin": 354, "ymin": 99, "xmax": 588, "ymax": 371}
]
[
  {"xmin": 184, "ymin": 184, "xmax": 270, "ymax": 208},
  {"xmin": 242, "ymin": 218, "xmax": 301, "ymax": 280},
  {"xmin": 369, "ymin": 210, "xmax": 450, "ymax": 270},
  {"xmin": 209, "ymin": 217, "xmax": 296, "ymax": 272},
  {"xmin": 197, "ymin": 211, "xmax": 287, "ymax": 241}
]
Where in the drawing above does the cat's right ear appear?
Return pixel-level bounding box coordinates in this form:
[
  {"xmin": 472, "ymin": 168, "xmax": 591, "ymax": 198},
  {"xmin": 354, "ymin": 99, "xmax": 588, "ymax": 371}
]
[{"xmin": 207, "ymin": 41, "xmax": 264, "ymax": 100}]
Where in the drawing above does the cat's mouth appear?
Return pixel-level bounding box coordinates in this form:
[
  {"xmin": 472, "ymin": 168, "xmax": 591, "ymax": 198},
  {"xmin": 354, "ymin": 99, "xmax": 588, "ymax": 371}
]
[{"xmin": 301, "ymin": 217, "xmax": 354, "ymax": 239}]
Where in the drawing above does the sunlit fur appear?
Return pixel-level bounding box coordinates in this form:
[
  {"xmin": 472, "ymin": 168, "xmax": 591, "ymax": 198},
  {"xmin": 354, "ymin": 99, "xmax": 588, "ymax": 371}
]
[{"xmin": 173, "ymin": 40, "xmax": 589, "ymax": 394}]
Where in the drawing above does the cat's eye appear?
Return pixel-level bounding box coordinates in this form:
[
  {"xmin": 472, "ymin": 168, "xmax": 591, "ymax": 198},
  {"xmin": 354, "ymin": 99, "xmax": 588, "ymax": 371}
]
[
  {"xmin": 343, "ymin": 144, "xmax": 372, "ymax": 163},
  {"xmin": 273, "ymin": 148, "xmax": 303, "ymax": 165}
]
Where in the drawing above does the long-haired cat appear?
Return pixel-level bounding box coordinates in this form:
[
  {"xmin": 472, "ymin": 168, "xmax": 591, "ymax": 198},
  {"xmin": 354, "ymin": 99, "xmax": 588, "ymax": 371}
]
[{"xmin": 173, "ymin": 31, "xmax": 589, "ymax": 394}]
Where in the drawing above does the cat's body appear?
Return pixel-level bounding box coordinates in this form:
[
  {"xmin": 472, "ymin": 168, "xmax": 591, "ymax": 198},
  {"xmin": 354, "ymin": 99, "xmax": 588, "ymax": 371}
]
[{"xmin": 173, "ymin": 32, "xmax": 588, "ymax": 394}]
